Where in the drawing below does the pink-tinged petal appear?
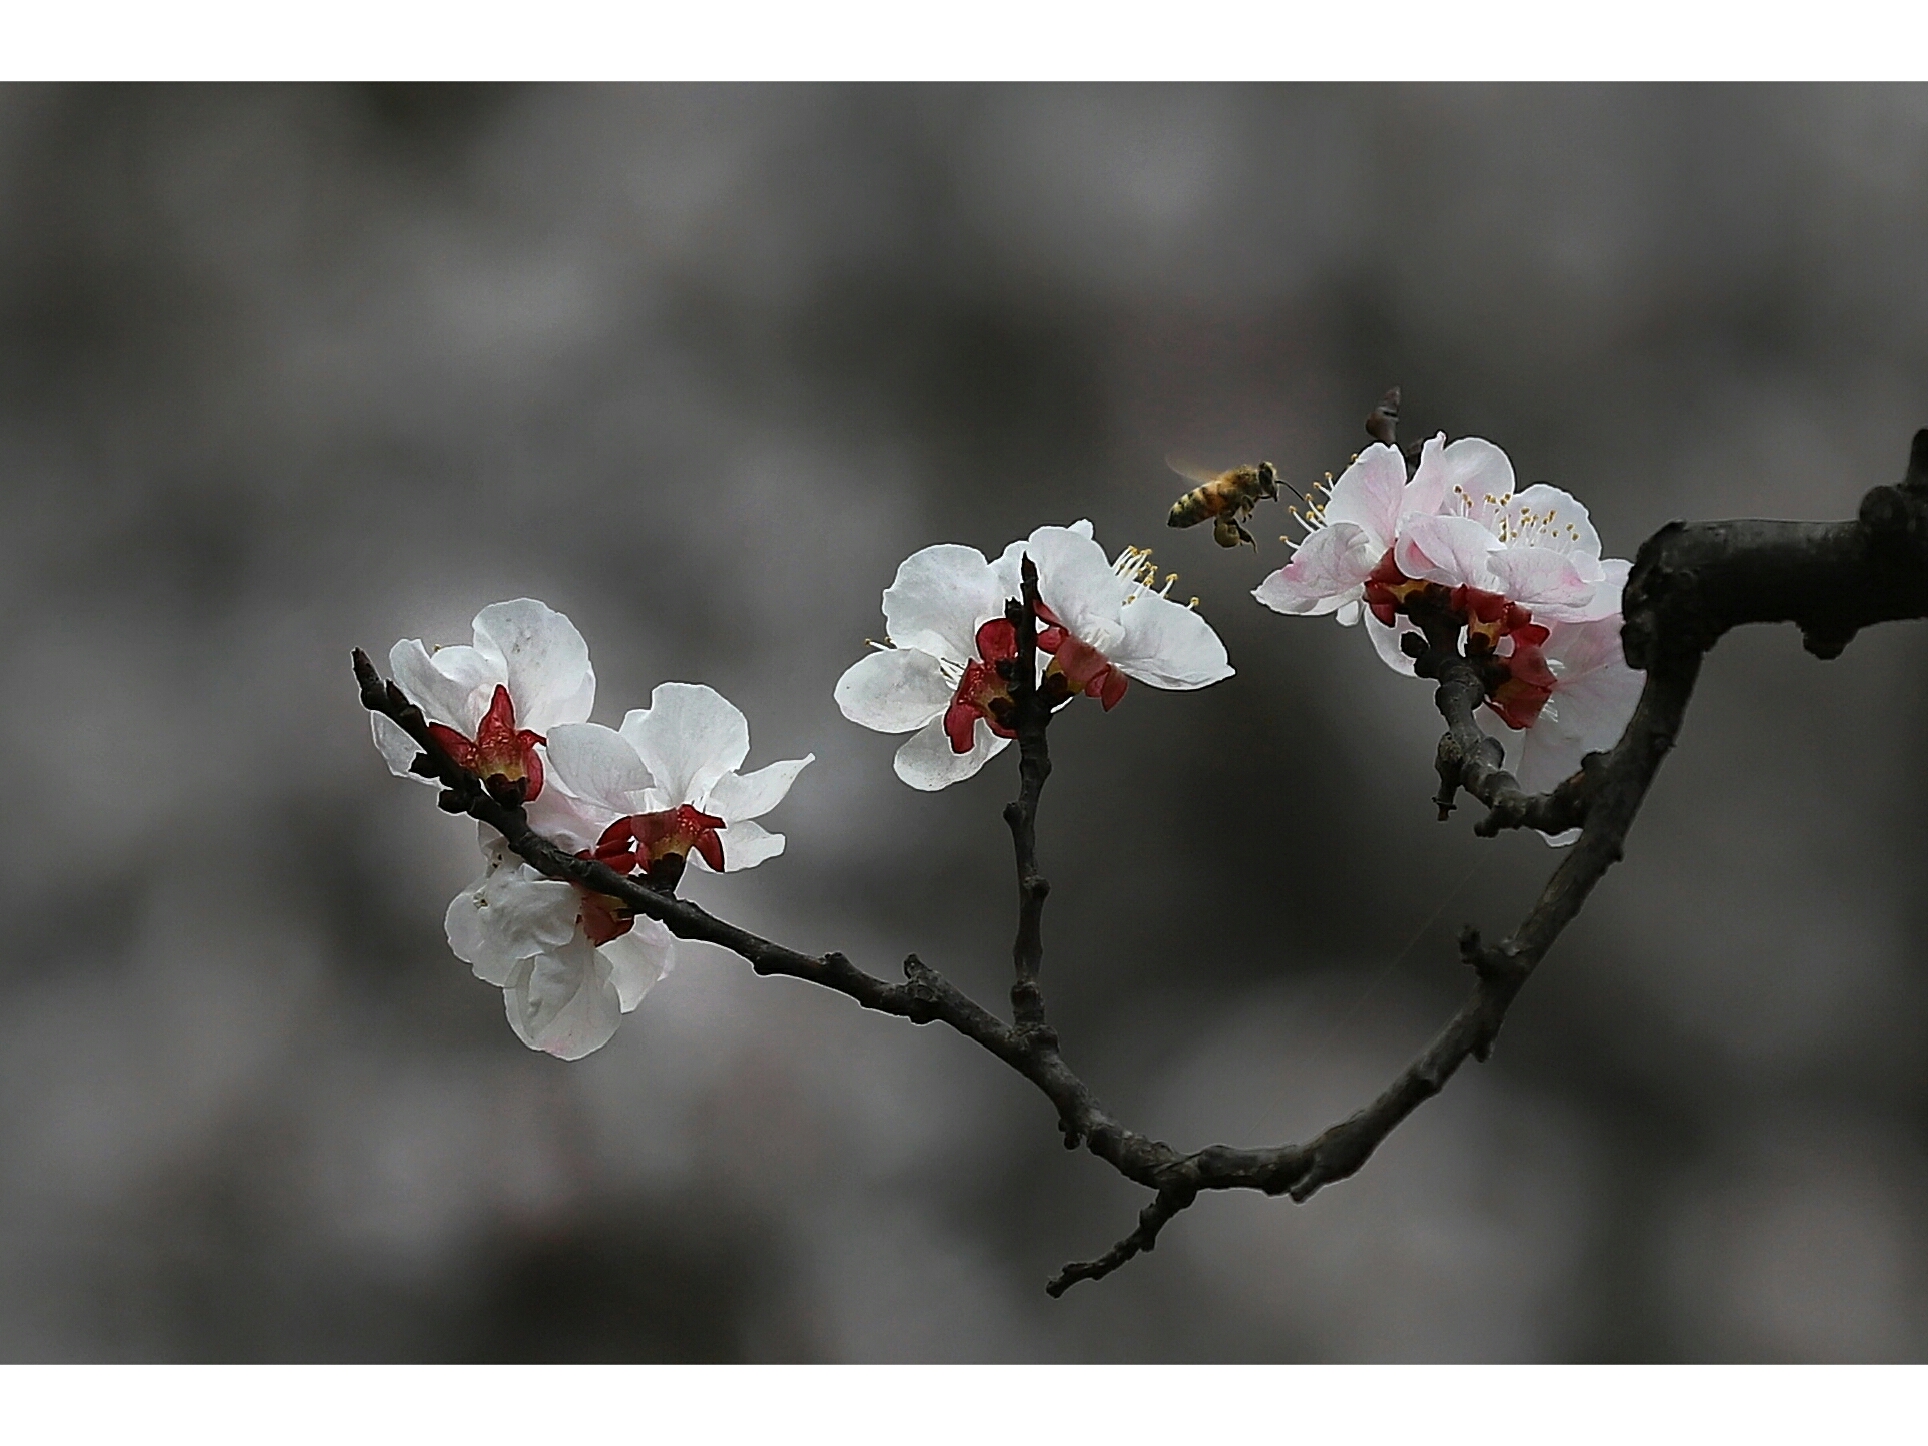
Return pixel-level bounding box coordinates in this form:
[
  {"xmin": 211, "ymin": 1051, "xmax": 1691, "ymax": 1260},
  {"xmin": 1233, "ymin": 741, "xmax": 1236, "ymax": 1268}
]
[
  {"xmin": 1254, "ymin": 522, "xmax": 1381, "ymax": 615},
  {"xmin": 1365, "ymin": 614, "xmax": 1421, "ymax": 676},
  {"xmin": 371, "ymin": 713, "xmax": 435, "ymax": 784},
  {"xmin": 1547, "ymin": 557, "xmax": 1631, "ymax": 624},
  {"xmin": 502, "ymin": 937, "xmax": 623, "ymax": 1060},
  {"xmin": 1400, "ymin": 433, "xmax": 1450, "ymax": 516},
  {"xmin": 1404, "ymin": 436, "xmax": 1516, "ymax": 521},
  {"xmin": 444, "ymin": 862, "xmax": 579, "ymax": 987},
  {"xmin": 1541, "ymin": 614, "xmax": 1633, "ymax": 682},
  {"xmin": 706, "ymin": 754, "xmax": 812, "ymax": 823},
  {"xmin": 600, "ymin": 918, "xmax": 675, "ymax": 1012},
  {"xmin": 470, "ymin": 599, "xmax": 596, "ymax": 733},
  {"xmin": 1110, "ymin": 591, "xmax": 1232, "ymax": 690},
  {"xmin": 1319, "ymin": 443, "xmax": 1407, "ymax": 549},
  {"xmin": 1487, "ymin": 615, "xmax": 1643, "ymax": 823},
  {"xmin": 834, "ymin": 647, "xmax": 953, "ymax": 734},
  {"xmin": 1486, "ymin": 545, "xmax": 1597, "ymax": 612},
  {"xmin": 620, "ymin": 682, "xmax": 750, "ymax": 807},
  {"xmin": 892, "ymin": 714, "xmax": 1012, "ymax": 791},
  {"xmin": 389, "ymin": 638, "xmax": 495, "ymax": 733},
  {"xmin": 545, "ymin": 723, "xmax": 654, "ymax": 816},
  {"xmin": 1007, "ymin": 525, "xmax": 1127, "ymax": 657},
  {"xmin": 1394, "ymin": 513, "xmax": 1504, "ymax": 589},
  {"xmin": 882, "ymin": 544, "xmax": 1005, "ymax": 663}
]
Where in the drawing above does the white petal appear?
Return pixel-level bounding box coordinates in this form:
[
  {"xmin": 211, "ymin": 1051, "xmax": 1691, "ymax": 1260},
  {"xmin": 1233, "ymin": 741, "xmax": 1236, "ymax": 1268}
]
[
  {"xmin": 371, "ymin": 713, "xmax": 435, "ymax": 785},
  {"xmin": 1111, "ymin": 592, "xmax": 1233, "ymax": 690},
  {"xmin": 712, "ymin": 816, "xmax": 787, "ymax": 871},
  {"xmin": 620, "ymin": 682, "xmax": 750, "ymax": 807},
  {"xmin": 706, "ymin": 754, "xmax": 812, "ymax": 823},
  {"xmin": 1394, "ymin": 513, "xmax": 1504, "ymax": 589},
  {"xmin": 502, "ymin": 937, "xmax": 623, "ymax": 1060},
  {"xmin": 445, "ymin": 863, "xmax": 579, "ymax": 987},
  {"xmin": 834, "ymin": 648, "xmax": 953, "ymax": 733},
  {"xmin": 389, "ymin": 639, "xmax": 494, "ymax": 733},
  {"xmin": 545, "ymin": 723, "xmax": 654, "ymax": 815},
  {"xmin": 1253, "ymin": 522, "xmax": 1379, "ymax": 616},
  {"xmin": 522, "ymin": 775, "xmax": 620, "ymax": 853},
  {"xmin": 1320, "ymin": 443, "xmax": 1407, "ymax": 549},
  {"xmin": 470, "ymin": 599, "xmax": 596, "ymax": 733},
  {"xmin": 1403, "ymin": 435, "xmax": 1516, "ymax": 521},
  {"xmin": 1505, "ymin": 484, "xmax": 1601, "ymax": 561},
  {"xmin": 1366, "ymin": 614, "xmax": 1421, "ymax": 676},
  {"xmin": 1015, "ymin": 525, "xmax": 1128, "ymax": 656},
  {"xmin": 892, "ymin": 714, "xmax": 1011, "ymax": 791},
  {"xmin": 881, "ymin": 544, "xmax": 1005, "ymax": 662},
  {"xmin": 601, "ymin": 918, "xmax": 676, "ymax": 1012}
]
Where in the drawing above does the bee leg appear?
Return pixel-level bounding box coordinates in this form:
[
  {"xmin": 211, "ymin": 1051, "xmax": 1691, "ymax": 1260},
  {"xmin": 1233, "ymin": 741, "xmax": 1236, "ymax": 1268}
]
[{"xmin": 1234, "ymin": 520, "xmax": 1257, "ymax": 550}]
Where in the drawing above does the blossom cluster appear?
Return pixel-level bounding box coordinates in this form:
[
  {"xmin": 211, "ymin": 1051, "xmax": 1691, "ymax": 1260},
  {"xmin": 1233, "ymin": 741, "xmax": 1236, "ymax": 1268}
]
[
  {"xmin": 1253, "ymin": 435, "xmax": 1644, "ymax": 809},
  {"xmin": 372, "ymin": 600, "xmax": 811, "ymax": 1060},
  {"xmin": 371, "ymin": 438, "xmax": 1640, "ymax": 1058}
]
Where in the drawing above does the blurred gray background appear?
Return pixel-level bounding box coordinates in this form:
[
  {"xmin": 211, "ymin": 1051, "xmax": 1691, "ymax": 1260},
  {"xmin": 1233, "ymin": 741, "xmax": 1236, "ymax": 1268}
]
[{"xmin": 0, "ymin": 83, "xmax": 1924, "ymax": 1361}]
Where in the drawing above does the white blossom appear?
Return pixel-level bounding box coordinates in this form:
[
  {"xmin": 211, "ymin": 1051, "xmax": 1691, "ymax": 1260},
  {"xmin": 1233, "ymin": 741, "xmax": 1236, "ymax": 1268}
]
[
  {"xmin": 836, "ymin": 520, "xmax": 1231, "ymax": 790},
  {"xmin": 444, "ymin": 832, "xmax": 675, "ymax": 1060},
  {"xmin": 370, "ymin": 598, "xmax": 595, "ymax": 800}
]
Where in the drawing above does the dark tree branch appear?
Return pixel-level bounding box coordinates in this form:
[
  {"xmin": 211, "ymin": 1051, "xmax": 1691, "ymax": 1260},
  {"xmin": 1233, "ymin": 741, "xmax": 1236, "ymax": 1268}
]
[
  {"xmin": 1004, "ymin": 556, "xmax": 1054, "ymax": 1038},
  {"xmin": 353, "ymin": 429, "xmax": 1928, "ymax": 1295}
]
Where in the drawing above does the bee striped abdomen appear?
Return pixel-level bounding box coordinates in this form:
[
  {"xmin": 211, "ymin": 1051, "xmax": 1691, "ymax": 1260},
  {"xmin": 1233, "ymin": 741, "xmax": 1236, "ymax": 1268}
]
[{"xmin": 1167, "ymin": 486, "xmax": 1233, "ymax": 528}]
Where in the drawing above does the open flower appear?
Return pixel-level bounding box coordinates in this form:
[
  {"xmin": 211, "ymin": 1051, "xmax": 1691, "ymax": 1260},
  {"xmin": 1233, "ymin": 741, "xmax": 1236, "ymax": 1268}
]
[
  {"xmin": 1481, "ymin": 613, "xmax": 1645, "ymax": 844},
  {"xmin": 1256, "ymin": 429, "xmax": 1645, "ymax": 841},
  {"xmin": 543, "ymin": 682, "xmax": 812, "ymax": 878},
  {"xmin": 371, "ymin": 598, "xmax": 595, "ymax": 802},
  {"xmin": 1258, "ymin": 437, "xmax": 1629, "ymax": 674},
  {"xmin": 1393, "ymin": 434, "xmax": 1624, "ymax": 625},
  {"xmin": 1252, "ymin": 441, "xmax": 1409, "ymax": 625},
  {"xmin": 993, "ymin": 523, "xmax": 1233, "ymax": 700},
  {"xmin": 836, "ymin": 521, "xmax": 1232, "ymax": 790},
  {"xmin": 445, "ymin": 832, "xmax": 676, "ymax": 1060}
]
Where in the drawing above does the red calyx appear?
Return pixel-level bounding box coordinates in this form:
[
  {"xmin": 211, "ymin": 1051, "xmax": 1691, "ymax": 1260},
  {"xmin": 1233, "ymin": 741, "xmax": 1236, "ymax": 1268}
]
[
  {"xmin": 575, "ymin": 887, "xmax": 635, "ymax": 946},
  {"xmin": 1032, "ymin": 600, "xmax": 1127, "ymax": 710},
  {"xmin": 428, "ymin": 685, "xmax": 546, "ymax": 802},
  {"xmin": 1485, "ymin": 623, "xmax": 1558, "ymax": 730},
  {"xmin": 944, "ymin": 617, "xmax": 1023, "ymax": 753}
]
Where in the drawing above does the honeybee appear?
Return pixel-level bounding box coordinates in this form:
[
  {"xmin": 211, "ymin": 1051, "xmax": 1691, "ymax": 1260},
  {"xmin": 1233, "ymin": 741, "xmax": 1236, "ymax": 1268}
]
[{"xmin": 1165, "ymin": 458, "xmax": 1284, "ymax": 549}]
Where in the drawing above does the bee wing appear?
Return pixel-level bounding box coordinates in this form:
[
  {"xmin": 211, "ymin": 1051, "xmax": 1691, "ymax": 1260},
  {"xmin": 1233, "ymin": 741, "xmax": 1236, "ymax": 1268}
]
[{"xmin": 1164, "ymin": 453, "xmax": 1227, "ymax": 486}]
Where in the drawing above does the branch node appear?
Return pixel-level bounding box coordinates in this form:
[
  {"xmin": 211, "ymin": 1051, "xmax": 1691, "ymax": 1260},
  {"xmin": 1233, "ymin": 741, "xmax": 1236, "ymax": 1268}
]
[{"xmin": 900, "ymin": 953, "xmax": 941, "ymax": 1023}]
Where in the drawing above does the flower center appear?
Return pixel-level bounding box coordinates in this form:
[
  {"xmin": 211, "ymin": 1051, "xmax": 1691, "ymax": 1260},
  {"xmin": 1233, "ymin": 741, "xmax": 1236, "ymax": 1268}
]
[
  {"xmin": 1365, "ymin": 552, "xmax": 1559, "ymax": 729},
  {"xmin": 428, "ymin": 684, "xmax": 545, "ymax": 802},
  {"xmin": 575, "ymin": 886, "xmax": 635, "ymax": 947},
  {"xmin": 591, "ymin": 804, "xmax": 727, "ymax": 879},
  {"xmin": 943, "ymin": 617, "xmax": 1021, "ymax": 753}
]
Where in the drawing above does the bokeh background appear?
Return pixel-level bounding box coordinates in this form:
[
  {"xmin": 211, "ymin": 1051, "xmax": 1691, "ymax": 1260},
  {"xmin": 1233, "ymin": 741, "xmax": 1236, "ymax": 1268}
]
[{"xmin": 0, "ymin": 83, "xmax": 1925, "ymax": 1361}]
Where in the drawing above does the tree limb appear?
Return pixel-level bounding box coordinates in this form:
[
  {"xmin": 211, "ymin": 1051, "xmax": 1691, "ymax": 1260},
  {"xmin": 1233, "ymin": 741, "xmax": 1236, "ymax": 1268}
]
[{"xmin": 353, "ymin": 429, "xmax": 1928, "ymax": 1294}]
